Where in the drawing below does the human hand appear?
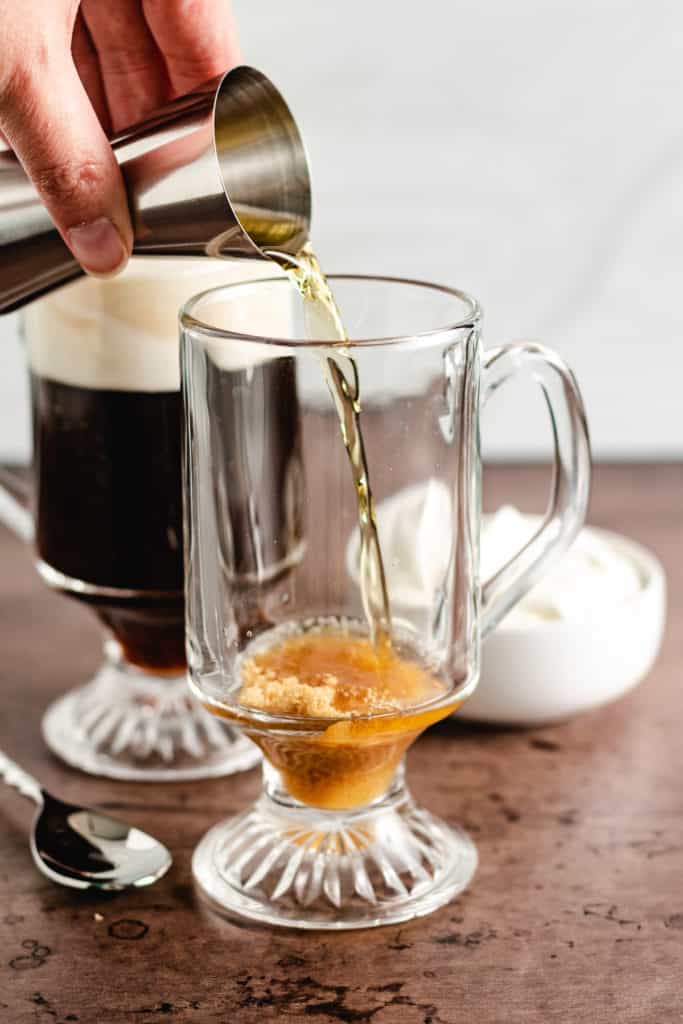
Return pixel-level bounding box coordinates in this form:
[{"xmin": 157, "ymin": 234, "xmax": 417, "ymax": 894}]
[{"xmin": 0, "ymin": 0, "xmax": 240, "ymax": 275}]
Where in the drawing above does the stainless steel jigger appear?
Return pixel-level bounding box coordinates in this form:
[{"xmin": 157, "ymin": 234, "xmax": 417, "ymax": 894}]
[{"xmin": 0, "ymin": 65, "xmax": 312, "ymax": 314}]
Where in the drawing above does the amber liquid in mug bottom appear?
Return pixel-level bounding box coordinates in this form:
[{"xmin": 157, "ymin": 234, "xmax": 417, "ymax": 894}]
[{"xmin": 210, "ymin": 625, "xmax": 461, "ymax": 811}]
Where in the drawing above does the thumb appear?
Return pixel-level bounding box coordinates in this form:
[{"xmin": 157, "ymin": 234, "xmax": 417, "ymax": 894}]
[{"xmin": 1, "ymin": 55, "xmax": 132, "ymax": 275}]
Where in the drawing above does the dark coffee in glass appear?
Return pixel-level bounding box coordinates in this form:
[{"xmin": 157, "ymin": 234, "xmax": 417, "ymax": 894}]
[
  {"xmin": 24, "ymin": 258, "xmax": 283, "ymax": 780},
  {"xmin": 32, "ymin": 377, "xmax": 184, "ymax": 671}
]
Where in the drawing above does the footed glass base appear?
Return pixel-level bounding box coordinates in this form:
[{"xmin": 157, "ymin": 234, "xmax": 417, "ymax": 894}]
[
  {"xmin": 193, "ymin": 768, "xmax": 477, "ymax": 929},
  {"xmin": 42, "ymin": 656, "xmax": 260, "ymax": 782}
]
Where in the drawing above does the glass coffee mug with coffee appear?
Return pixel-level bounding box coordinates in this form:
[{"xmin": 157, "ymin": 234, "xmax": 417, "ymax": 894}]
[{"xmin": 0, "ymin": 257, "xmax": 302, "ymax": 781}]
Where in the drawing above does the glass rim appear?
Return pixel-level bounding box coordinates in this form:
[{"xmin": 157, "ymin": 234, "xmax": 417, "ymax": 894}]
[{"xmin": 179, "ymin": 273, "xmax": 481, "ymax": 349}]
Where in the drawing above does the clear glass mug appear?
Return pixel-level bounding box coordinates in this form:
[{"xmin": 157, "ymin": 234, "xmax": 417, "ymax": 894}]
[
  {"xmin": 181, "ymin": 274, "xmax": 591, "ymax": 928},
  {"xmin": 0, "ymin": 259, "xmax": 282, "ymax": 781}
]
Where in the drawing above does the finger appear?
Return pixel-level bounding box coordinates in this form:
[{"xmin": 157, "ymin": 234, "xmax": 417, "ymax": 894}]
[
  {"xmin": 0, "ymin": 54, "xmax": 132, "ymax": 275},
  {"xmin": 81, "ymin": 0, "xmax": 169, "ymax": 132},
  {"xmin": 72, "ymin": 12, "xmax": 111, "ymax": 134},
  {"xmin": 143, "ymin": 0, "xmax": 241, "ymax": 96}
]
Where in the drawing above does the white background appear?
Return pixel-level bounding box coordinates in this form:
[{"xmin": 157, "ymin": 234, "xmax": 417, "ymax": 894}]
[{"xmin": 1, "ymin": 0, "xmax": 681, "ymax": 461}]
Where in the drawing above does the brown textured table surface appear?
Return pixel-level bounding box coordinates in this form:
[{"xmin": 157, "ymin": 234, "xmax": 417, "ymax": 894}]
[{"xmin": 1, "ymin": 464, "xmax": 681, "ymax": 1024}]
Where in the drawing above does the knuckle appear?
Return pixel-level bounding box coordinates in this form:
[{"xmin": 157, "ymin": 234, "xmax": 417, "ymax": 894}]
[
  {"xmin": 155, "ymin": 49, "xmax": 227, "ymax": 90},
  {"xmin": 0, "ymin": 38, "xmax": 53, "ymax": 111},
  {"xmin": 34, "ymin": 159, "xmax": 109, "ymax": 206},
  {"xmin": 99, "ymin": 46, "xmax": 158, "ymax": 78},
  {"xmin": 0, "ymin": 61, "xmax": 33, "ymax": 112},
  {"xmin": 170, "ymin": 52, "xmax": 224, "ymax": 76}
]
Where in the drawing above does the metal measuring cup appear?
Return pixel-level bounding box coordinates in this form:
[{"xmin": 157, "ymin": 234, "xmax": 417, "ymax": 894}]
[{"xmin": 0, "ymin": 65, "xmax": 311, "ymax": 314}]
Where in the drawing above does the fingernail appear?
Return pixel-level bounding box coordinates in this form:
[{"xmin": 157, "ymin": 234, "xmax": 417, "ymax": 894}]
[{"xmin": 67, "ymin": 217, "xmax": 128, "ymax": 276}]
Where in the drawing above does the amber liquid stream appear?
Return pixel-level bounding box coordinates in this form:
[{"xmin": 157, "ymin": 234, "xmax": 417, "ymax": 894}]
[{"xmin": 270, "ymin": 243, "xmax": 392, "ymax": 648}]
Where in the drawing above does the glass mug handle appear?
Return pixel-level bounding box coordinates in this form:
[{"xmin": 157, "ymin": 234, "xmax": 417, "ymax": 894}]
[
  {"xmin": 0, "ymin": 469, "xmax": 33, "ymax": 543},
  {"xmin": 480, "ymin": 342, "xmax": 591, "ymax": 637}
]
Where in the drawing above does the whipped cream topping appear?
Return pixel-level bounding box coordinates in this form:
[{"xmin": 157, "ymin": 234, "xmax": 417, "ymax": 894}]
[
  {"xmin": 348, "ymin": 484, "xmax": 642, "ymax": 629},
  {"xmin": 24, "ymin": 257, "xmax": 287, "ymax": 391}
]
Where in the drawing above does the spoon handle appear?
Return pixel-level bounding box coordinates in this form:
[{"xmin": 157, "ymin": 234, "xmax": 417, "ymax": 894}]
[{"xmin": 0, "ymin": 750, "xmax": 44, "ymax": 806}]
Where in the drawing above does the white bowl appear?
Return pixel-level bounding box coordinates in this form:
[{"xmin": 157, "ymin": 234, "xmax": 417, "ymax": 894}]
[
  {"xmin": 346, "ymin": 518, "xmax": 666, "ymax": 727},
  {"xmin": 458, "ymin": 528, "xmax": 666, "ymax": 726}
]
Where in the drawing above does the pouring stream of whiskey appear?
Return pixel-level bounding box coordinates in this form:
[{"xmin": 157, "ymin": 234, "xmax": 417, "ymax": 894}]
[{"xmin": 268, "ymin": 244, "xmax": 392, "ymax": 648}]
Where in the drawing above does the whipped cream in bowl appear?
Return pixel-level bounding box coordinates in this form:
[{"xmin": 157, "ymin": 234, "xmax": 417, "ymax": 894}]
[
  {"xmin": 479, "ymin": 506, "xmax": 643, "ymax": 630},
  {"xmin": 346, "ymin": 485, "xmax": 666, "ymax": 725}
]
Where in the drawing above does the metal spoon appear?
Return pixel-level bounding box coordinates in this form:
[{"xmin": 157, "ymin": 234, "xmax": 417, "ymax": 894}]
[{"xmin": 0, "ymin": 750, "xmax": 172, "ymax": 891}]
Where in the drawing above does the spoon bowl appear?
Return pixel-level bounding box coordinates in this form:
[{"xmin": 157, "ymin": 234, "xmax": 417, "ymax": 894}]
[
  {"xmin": 1, "ymin": 750, "xmax": 172, "ymax": 891},
  {"xmin": 33, "ymin": 794, "xmax": 172, "ymax": 891}
]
